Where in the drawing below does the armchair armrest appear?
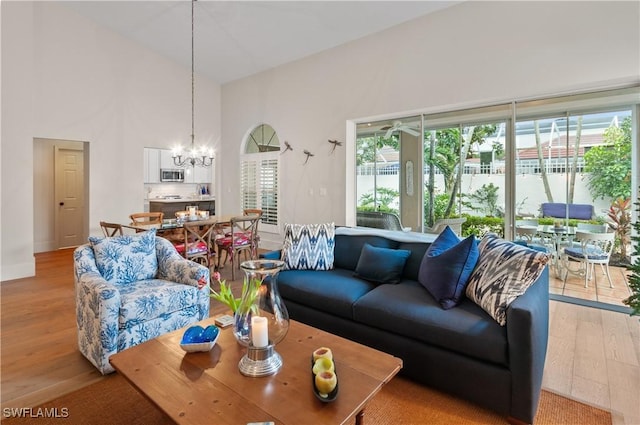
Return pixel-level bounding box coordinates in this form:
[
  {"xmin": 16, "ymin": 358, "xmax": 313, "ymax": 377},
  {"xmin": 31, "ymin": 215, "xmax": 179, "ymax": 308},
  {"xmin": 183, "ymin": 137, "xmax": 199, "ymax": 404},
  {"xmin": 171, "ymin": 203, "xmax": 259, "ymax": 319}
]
[
  {"xmin": 505, "ymin": 267, "xmax": 549, "ymax": 424},
  {"xmin": 74, "ymin": 244, "xmax": 122, "ymax": 374},
  {"xmin": 155, "ymin": 237, "xmax": 210, "ymax": 287}
]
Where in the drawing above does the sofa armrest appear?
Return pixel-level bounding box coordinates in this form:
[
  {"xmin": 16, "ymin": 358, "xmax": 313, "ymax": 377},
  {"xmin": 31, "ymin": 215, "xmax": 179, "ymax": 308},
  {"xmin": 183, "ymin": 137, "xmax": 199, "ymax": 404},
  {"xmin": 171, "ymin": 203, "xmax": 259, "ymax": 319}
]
[
  {"xmin": 505, "ymin": 267, "xmax": 549, "ymax": 423},
  {"xmin": 260, "ymin": 250, "xmax": 282, "ymax": 260}
]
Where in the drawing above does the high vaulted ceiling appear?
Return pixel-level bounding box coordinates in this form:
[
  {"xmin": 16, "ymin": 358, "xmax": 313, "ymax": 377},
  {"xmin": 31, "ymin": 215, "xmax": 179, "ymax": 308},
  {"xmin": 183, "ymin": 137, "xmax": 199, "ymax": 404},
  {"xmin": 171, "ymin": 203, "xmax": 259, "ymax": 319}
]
[{"xmin": 62, "ymin": 1, "xmax": 460, "ymax": 84}]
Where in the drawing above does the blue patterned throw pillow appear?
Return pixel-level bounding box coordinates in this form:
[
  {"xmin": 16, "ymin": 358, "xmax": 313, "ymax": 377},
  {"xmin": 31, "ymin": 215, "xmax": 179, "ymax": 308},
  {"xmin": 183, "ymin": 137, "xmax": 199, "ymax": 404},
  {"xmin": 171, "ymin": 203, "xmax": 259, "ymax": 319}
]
[
  {"xmin": 281, "ymin": 223, "xmax": 335, "ymax": 270},
  {"xmin": 418, "ymin": 226, "xmax": 478, "ymax": 309},
  {"xmin": 465, "ymin": 233, "xmax": 550, "ymax": 326},
  {"xmin": 89, "ymin": 229, "xmax": 158, "ymax": 284}
]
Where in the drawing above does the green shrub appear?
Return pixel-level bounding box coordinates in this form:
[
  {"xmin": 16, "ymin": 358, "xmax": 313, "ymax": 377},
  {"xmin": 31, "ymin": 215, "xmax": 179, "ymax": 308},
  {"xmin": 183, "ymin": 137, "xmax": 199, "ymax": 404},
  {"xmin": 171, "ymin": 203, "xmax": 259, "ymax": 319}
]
[{"xmin": 461, "ymin": 215, "xmax": 504, "ymax": 238}]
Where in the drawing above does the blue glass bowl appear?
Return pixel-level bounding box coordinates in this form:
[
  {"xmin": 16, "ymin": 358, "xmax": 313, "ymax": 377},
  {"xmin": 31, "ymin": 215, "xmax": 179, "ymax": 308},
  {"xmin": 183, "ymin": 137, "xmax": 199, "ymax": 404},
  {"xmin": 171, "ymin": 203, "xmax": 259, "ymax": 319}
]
[{"xmin": 180, "ymin": 325, "xmax": 220, "ymax": 352}]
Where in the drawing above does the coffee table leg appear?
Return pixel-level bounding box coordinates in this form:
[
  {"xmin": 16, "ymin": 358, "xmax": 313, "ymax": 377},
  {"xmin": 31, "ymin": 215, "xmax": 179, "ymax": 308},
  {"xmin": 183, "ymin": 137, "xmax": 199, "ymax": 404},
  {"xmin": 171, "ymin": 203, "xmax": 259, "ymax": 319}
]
[{"xmin": 356, "ymin": 409, "xmax": 364, "ymax": 425}]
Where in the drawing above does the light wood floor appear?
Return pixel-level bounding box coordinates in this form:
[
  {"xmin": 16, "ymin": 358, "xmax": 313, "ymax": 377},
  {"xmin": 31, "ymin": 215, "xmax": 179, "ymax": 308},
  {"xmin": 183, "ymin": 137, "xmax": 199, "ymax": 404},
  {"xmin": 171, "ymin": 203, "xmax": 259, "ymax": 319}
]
[{"xmin": 1, "ymin": 249, "xmax": 639, "ymax": 424}]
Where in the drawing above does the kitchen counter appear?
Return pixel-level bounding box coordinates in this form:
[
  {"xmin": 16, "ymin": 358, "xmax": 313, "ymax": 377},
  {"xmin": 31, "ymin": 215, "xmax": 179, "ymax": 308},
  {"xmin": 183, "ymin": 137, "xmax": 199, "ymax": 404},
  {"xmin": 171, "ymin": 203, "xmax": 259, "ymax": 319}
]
[
  {"xmin": 150, "ymin": 197, "xmax": 215, "ymax": 216},
  {"xmin": 149, "ymin": 196, "xmax": 215, "ymax": 203}
]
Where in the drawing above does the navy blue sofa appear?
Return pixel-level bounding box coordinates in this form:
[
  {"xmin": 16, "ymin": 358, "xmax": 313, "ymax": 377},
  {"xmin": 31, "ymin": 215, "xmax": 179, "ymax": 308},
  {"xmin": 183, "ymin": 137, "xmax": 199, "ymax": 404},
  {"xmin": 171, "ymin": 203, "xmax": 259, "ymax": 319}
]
[{"xmin": 272, "ymin": 227, "xmax": 549, "ymax": 425}]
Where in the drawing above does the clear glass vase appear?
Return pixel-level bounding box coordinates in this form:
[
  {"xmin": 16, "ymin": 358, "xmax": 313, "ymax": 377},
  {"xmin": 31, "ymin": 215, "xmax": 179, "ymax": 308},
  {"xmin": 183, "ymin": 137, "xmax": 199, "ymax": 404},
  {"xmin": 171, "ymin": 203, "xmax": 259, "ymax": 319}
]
[{"xmin": 234, "ymin": 259, "xmax": 289, "ymax": 376}]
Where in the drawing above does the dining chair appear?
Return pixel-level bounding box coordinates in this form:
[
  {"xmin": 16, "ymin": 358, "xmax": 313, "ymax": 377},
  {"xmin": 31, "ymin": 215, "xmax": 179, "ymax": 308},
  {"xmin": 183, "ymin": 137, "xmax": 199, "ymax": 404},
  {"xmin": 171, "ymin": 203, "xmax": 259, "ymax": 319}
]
[
  {"xmin": 215, "ymin": 215, "xmax": 261, "ymax": 280},
  {"xmin": 174, "ymin": 220, "xmax": 217, "ymax": 274},
  {"xmin": 562, "ymin": 230, "xmax": 615, "ymax": 288},
  {"xmin": 129, "ymin": 212, "xmax": 164, "ymax": 225},
  {"xmin": 243, "ymin": 209, "xmax": 263, "ymax": 252},
  {"xmin": 576, "ymin": 223, "xmax": 608, "ymax": 233},
  {"xmin": 99, "ymin": 221, "xmax": 123, "ymax": 237},
  {"xmin": 514, "ymin": 219, "xmax": 547, "ymax": 248},
  {"xmin": 424, "ymin": 217, "xmax": 466, "ymax": 235},
  {"xmin": 243, "ymin": 208, "xmax": 263, "ymax": 217}
]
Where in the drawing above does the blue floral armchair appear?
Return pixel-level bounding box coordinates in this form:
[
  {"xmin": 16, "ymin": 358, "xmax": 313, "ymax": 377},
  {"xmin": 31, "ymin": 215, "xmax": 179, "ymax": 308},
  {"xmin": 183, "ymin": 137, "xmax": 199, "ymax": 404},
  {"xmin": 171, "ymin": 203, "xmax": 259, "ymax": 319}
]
[{"xmin": 74, "ymin": 231, "xmax": 210, "ymax": 374}]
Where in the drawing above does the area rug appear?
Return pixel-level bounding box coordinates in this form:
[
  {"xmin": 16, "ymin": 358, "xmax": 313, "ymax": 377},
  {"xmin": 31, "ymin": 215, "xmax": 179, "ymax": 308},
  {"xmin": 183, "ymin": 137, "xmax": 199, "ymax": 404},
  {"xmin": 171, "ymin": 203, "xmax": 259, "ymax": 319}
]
[{"xmin": 3, "ymin": 374, "xmax": 611, "ymax": 425}]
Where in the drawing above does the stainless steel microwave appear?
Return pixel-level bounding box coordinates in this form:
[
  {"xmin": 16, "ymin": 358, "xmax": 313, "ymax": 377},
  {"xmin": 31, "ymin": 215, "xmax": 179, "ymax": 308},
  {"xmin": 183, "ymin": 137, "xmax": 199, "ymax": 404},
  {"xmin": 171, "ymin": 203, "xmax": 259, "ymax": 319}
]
[{"xmin": 160, "ymin": 169, "xmax": 184, "ymax": 182}]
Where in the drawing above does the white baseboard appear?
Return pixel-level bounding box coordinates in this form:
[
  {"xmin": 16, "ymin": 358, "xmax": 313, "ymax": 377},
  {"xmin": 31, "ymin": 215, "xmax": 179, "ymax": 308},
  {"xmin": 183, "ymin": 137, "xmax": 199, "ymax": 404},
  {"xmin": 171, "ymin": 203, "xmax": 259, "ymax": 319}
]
[
  {"xmin": 1, "ymin": 260, "xmax": 36, "ymax": 282},
  {"xmin": 34, "ymin": 241, "xmax": 57, "ymax": 253}
]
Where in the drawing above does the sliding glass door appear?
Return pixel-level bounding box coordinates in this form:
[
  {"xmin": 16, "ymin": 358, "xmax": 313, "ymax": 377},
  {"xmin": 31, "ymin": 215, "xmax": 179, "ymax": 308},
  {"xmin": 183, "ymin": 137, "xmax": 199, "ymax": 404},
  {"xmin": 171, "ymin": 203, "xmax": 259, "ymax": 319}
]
[
  {"xmin": 352, "ymin": 86, "xmax": 638, "ymax": 309},
  {"xmin": 356, "ymin": 117, "xmax": 421, "ymax": 230}
]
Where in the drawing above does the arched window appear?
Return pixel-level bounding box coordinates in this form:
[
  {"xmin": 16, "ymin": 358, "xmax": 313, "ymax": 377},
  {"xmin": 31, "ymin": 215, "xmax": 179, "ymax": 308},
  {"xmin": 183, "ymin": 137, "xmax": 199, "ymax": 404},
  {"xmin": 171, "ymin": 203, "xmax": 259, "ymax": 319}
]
[{"xmin": 241, "ymin": 124, "xmax": 280, "ymax": 233}]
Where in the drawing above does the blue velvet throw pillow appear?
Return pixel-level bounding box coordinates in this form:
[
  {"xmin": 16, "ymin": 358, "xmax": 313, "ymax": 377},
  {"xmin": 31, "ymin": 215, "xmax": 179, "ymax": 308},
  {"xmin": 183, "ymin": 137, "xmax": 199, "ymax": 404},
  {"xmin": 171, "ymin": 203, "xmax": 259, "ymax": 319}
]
[
  {"xmin": 418, "ymin": 226, "xmax": 479, "ymax": 310},
  {"xmin": 354, "ymin": 243, "xmax": 411, "ymax": 285}
]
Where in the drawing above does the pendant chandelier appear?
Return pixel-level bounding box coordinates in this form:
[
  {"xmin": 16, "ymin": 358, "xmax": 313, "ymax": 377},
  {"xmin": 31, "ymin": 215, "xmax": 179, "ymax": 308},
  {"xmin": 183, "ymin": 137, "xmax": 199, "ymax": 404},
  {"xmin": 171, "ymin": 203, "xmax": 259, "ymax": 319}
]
[{"xmin": 172, "ymin": 0, "xmax": 214, "ymax": 168}]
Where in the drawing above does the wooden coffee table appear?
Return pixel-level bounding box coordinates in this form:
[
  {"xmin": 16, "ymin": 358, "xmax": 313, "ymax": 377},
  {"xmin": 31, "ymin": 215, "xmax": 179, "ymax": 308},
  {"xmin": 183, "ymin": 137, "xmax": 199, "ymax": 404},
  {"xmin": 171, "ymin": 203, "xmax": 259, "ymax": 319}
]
[{"xmin": 110, "ymin": 317, "xmax": 402, "ymax": 425}]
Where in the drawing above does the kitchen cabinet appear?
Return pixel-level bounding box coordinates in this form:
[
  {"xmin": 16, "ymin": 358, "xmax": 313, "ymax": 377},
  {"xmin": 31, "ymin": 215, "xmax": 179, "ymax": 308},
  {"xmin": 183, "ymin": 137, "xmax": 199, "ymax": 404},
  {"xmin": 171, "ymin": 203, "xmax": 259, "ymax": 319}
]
[
  {"xmin": 143, "ymin": 148, "xmax": 160, "ymax": 183},
  {"xmin": 184, "ymin": 164, "xmax": 213, "ymax": 184},
  {"xmin": 160, "ymin": 149, "xmax": 176, "ymax": 170},
  {"xmin": 146, "ymin": 147, "xmax": 213, "ymax": 184}
]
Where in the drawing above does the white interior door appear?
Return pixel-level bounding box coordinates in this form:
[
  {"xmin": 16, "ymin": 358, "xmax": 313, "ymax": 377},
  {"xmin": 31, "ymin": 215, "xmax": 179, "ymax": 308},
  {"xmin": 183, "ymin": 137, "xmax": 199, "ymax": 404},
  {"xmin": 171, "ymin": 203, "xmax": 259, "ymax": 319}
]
[{"xmin": 55, "ymin": 147, "xmax": 85, "ymax": 248}]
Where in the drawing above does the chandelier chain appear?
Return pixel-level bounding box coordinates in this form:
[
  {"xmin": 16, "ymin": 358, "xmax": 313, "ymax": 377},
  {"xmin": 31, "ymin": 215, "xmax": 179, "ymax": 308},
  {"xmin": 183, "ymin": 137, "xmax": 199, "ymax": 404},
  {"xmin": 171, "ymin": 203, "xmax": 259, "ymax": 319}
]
[
  {"xmin": 191, "ymin": 0, "xmax": 195, "ymax": 146},
  {"xmin": 172, "ymin": 0, "xmax": 213, "ymax": 168}
]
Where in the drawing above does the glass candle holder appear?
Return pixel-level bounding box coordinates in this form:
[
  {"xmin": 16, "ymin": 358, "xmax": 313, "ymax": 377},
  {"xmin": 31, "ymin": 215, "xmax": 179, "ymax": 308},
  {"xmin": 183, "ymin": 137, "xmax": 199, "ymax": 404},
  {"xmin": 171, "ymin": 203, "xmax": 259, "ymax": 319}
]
[{"xmin": 234, "ymin": 259, "xmax": 289, "ymax": 377}]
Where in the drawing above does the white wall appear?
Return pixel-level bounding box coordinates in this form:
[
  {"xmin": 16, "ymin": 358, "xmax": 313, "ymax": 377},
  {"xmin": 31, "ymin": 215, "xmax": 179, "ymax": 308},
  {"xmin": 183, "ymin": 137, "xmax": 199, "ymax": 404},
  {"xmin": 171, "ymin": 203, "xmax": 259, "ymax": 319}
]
[
  {"xmin": 2, "ymin": 1, "xmax": 638, "ymax": 280},
  {"xmin": 1, "ymin": 2, "xmax": 221, "ymax": 280},
  {"xmin": 220, "ymin": 1, "xmax": 639, "ymax": 240}
]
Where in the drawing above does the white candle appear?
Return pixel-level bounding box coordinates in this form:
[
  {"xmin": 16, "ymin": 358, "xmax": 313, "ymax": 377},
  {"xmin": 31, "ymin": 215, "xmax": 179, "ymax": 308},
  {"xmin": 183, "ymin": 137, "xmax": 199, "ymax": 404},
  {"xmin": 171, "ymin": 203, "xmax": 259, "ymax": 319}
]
[{"xmin": 251, "ymin": 316, "xmax": 268, "ymax": 348}]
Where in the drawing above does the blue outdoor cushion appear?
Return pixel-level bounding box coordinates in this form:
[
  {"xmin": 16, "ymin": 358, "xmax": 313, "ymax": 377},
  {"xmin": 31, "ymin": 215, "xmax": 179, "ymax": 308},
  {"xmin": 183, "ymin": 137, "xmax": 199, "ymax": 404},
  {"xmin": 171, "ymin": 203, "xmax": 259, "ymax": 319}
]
[
  {"xmin": 354, "ymin": 243, "xmax": 411, "ymax": 285},
  {"xmin": 418, "ymin": 226, "xmax": 479, "ymax": 310},
  {"xmin": 564, "ymin": 246, "xmax": 607, "ymax": 260},
  {"xmin": 541, "ymin": 202, "xmax": 594, "ymax": 220}
]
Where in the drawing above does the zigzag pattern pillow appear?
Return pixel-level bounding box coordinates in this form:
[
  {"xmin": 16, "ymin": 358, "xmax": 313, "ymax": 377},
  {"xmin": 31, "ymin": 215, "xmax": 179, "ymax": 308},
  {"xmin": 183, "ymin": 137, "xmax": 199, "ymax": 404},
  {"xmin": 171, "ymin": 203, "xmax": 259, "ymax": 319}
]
[
  {"xmin": 281, "ymin": 223, "xmax": 335, "ymax": 270},
  {"xmin": 465, "ymin": 233, "xmax": 549, "ymax": 326}
]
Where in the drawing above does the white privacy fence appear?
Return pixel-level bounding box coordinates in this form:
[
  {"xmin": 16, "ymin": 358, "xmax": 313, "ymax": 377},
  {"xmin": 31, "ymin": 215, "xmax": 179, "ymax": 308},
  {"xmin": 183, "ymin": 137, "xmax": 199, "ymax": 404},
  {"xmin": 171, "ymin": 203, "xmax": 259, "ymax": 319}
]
[{"xmin": 357, "ymin": 170, "xmax": 611, "ymax": 220}]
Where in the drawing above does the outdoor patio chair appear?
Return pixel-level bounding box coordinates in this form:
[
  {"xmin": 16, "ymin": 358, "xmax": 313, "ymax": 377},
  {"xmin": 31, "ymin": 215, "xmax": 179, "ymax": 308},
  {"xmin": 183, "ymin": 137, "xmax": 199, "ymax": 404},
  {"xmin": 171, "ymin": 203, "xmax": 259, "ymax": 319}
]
[
  {"xmin": 424, "ymin": 217, "xmax": 466, "ymax": 235},
  {"xmin": 561, "ymin": 230, "xmax": 615, "ymax": 288}
]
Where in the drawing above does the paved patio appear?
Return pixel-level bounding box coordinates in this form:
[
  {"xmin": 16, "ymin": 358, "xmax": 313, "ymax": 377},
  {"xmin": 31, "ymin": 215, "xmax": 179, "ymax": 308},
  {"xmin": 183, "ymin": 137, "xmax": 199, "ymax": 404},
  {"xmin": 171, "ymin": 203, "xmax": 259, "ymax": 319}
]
[{"xmin": 548, "ymin": 262, "xmax": 632, "ymax": 308}]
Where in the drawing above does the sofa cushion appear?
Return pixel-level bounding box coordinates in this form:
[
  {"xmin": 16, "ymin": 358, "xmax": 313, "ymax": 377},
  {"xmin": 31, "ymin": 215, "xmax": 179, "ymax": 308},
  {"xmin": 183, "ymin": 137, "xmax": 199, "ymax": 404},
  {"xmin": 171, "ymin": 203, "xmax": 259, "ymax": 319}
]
[
  {"xmin": 418, "ymin": 226, "xmax": 479, "ymax": 309},
  {"xmin": 396, "ymin": 242, "xmax": 430, "ymax": 280},
  {"xmin": 352, "ymin": 281, "xmax": 508, "ymax": 365},
  {"xmin": 333, "ymin": 234, "xmax": 398, "ymax": 270},
  {"xmin": 277, "ymin": 269, "xmax": 377, "ymax": 319},
  {"xmin": 117, "ymin": 279, "xmax": 200, "ymax": 330},
  {"xmin": 465, "ymin": 234, "xmax": 550, "ymax": 326},
  {"xmin": 354, "ymin": 243, "xmax": 411, "ymax": 285},
  {"xmin": 281, "ymin": 223, "xmax": 335, "ymax": 270},
  {"xmin": 89, "ymin": 229, "xmax": 157, "ymax": 284}
]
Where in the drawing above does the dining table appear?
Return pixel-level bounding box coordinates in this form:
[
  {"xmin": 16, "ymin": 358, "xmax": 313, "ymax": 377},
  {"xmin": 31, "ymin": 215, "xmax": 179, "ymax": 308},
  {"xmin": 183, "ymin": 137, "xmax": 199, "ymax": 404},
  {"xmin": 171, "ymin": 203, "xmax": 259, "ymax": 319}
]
[
  {"xmin": 122, "ymin": 214, "xmax": 235, "ymax": 234},
  {"xmin": 535, "ymin": 225, "xmax": 577, "ymax": 278},
  {"xmin": 122, "ymin": 214, "xmax": 241, "ymax": 269}
]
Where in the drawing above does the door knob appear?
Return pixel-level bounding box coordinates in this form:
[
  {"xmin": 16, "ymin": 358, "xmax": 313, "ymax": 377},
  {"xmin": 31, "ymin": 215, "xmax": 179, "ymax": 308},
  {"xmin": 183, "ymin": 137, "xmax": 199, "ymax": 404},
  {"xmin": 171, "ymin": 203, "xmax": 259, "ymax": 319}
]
[{"xmin": 59, "ymin": 202, "xmax": 64, "ymax": 206}]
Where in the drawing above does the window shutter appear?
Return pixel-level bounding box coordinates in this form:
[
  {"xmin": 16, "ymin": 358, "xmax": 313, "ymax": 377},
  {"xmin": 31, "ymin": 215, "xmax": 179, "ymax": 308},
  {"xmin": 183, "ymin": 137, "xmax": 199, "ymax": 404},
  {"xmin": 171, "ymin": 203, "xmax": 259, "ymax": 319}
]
[
  {"xmin": 241, "ymin": 156, "xmax": 279, "ymax": 229},
  {"xmin": 241, "ymin": 159, "xmax": 258, "ymax": 210},
  {"xmin": 260, "ymin": 158, "xmax": 278, "ymax": 225}
]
